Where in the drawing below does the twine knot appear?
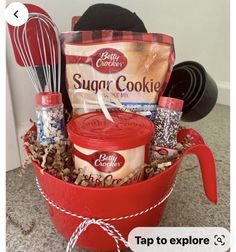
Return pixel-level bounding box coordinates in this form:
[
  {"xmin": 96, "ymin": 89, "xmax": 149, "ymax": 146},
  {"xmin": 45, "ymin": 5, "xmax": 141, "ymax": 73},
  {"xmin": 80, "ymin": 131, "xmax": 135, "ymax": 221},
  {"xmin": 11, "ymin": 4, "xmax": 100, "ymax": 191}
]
[{"xmin": 66, "ymin": 218, "xmax": 129, "ymax": 252}]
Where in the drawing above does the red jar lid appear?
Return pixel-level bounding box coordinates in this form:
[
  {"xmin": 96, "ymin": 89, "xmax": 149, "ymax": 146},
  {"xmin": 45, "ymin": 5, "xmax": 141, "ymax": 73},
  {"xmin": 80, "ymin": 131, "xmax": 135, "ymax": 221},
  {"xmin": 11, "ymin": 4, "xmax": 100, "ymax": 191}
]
[
  {"xmin": 67, "ymin": 111, "xmax": 154, "ymax": 151},
  {"xmin": 159, "ymin": 96, "xmax": 184, "ymax": 112},
  {"xmin": 36, "ymin": 92, "xmax": 62, "ymax": 106}
]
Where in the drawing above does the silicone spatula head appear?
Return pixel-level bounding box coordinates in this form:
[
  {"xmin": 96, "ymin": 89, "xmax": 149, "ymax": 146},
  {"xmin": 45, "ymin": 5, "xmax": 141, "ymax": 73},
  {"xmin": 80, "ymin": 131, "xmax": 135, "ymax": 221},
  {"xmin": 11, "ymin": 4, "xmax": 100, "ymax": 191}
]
[{"xmin": 7, "ymin": 3, "xmax": 57, "ymax": 66}]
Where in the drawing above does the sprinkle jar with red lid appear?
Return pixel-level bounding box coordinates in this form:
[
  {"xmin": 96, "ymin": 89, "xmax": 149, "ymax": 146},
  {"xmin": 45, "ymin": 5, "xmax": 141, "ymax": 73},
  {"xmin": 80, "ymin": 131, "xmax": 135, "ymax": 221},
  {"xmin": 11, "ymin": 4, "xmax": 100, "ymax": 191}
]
[
  {"xmin": 67, "ymin": 111, "xmax": 154, "ymax": 187},
  {"xmin": 36, "ymin": 92, "xmax": 65, "ymax": 145},
  {"xmin": 151, "ymin": 96, "xmax": 184, "ymax": 161}
]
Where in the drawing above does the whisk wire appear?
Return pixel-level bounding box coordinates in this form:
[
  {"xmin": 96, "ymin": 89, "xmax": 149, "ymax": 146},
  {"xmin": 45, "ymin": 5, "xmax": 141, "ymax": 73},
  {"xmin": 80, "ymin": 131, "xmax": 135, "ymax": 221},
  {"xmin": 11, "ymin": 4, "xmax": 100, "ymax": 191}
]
[
  {"xmin": 44, "ymin": 25, "xmax": 55, "ymax": 91},
  {"xmin": 36, "ymin": 18, "xmax": 50, "ymax": 91},
  {"xmin": 22, "ymin": 16, "xmax": 42, "ymax": 92},
  {"xmin": 14, "ymin": 25, "xmax": 40, "ymax": 92},
  {"xmin": 13, "ymin": 13, "xmax": 61, "ymax": 93}
]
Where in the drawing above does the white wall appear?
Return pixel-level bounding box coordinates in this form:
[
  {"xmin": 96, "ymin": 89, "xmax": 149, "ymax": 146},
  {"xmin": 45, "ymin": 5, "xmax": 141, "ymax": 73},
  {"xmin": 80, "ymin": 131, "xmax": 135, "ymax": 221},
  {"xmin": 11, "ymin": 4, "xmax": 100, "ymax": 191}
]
[
  {"xmin": 6, "ymin": 0, "xmax": 229, "ymax": 161},
  {"xmin": 6, "ymin": 70, "xmax": 21, "ymax": 170}
]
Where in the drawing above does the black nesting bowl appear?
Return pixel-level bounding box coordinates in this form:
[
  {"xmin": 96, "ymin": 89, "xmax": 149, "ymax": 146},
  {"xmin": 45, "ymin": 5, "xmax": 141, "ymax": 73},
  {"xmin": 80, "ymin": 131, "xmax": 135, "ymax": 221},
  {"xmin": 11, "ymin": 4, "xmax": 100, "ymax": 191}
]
[{"xmin": 163, "ymin": 61, "xmax": 218, "ymax": 122}]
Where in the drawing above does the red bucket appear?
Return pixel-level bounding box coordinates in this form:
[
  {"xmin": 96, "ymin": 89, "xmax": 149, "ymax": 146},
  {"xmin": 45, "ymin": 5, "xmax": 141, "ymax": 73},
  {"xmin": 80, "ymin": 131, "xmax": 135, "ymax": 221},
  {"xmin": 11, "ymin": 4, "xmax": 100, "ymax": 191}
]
[{"xmin": 25, "ymin": 127, "xmax": 217, "ymax": 252}]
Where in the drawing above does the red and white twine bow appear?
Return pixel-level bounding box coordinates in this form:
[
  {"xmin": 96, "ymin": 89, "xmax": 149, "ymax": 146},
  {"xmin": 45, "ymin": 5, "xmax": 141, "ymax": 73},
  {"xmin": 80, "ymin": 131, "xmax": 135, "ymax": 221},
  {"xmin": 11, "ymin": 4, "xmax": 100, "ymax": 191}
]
[
  {"xmin": 66, "ymin": 218, "xmax": 129, "ymax": 252},
  {"xmin": 35, "ymin": 178, "xmax": 174, "ymax": 252}
]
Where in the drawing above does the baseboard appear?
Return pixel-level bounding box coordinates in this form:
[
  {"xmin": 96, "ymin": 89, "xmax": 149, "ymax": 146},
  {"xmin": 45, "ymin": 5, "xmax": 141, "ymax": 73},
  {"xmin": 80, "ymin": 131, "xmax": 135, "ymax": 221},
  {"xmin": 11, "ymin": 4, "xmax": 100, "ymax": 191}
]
[{"xmin": 216, "ymin": 81, "xmax": 230, "ymax": 106}]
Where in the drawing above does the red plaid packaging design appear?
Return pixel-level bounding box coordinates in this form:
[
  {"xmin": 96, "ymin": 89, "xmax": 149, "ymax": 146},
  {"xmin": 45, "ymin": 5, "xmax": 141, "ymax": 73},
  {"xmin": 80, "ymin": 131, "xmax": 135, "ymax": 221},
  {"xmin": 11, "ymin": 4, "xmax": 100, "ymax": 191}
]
[{"xmin": 61, "ymin": 30, "xmax": 175, "ymax": 119}]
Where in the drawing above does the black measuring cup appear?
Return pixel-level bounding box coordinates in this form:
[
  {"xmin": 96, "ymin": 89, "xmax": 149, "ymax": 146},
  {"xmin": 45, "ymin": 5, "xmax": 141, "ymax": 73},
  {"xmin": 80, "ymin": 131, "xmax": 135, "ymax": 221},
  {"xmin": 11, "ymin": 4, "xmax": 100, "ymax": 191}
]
[{"xmin": 163, "ymin": 61, "xmax": 218, "ymax": 122}]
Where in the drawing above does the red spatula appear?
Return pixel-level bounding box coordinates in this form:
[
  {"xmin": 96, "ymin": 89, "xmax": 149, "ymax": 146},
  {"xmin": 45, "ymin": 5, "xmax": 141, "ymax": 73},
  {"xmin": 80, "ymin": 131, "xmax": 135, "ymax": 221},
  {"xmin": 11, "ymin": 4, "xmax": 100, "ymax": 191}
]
[
  {"xmin": 7, "ymin": 3, "xmax": 61, "ymax": 92},
  {"xmin": 7, "ymin": 3, "xmax": 53, "ymax": 66}
]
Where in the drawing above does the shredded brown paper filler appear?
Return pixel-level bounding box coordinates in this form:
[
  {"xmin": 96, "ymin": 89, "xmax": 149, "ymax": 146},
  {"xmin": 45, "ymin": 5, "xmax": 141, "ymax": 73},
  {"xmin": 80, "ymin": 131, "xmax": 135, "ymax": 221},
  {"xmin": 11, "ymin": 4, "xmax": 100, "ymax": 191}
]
[{"xmin": 22, "ymin": 127, "xmax": 194, "ymax": 187}]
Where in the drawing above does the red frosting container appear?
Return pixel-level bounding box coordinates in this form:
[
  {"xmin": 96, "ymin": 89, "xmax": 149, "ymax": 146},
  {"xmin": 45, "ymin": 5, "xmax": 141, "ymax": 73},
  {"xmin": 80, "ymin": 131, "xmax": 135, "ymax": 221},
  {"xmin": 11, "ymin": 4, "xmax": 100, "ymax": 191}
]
[
  {"xmin": 67, "ymin": 111, "xmax": 154, "ymax": 186},
  {"xmin": 24, "ymin": 126, "xmax": 217, "ymax": 252}
]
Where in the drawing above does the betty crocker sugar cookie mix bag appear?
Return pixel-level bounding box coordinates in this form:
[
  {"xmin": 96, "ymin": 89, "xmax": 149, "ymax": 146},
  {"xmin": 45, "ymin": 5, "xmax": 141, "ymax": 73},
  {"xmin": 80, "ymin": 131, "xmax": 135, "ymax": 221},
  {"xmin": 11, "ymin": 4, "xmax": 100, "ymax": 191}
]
[{"xmin": 62, "ymin": 30, "xmax": 175, "ymax": 119}]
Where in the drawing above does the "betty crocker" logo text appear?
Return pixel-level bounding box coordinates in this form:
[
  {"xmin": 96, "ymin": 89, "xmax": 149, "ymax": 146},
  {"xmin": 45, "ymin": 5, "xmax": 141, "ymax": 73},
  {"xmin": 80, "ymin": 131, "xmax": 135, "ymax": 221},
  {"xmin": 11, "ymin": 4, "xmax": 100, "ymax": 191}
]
[
  {"xmin": 91, "ymin": 151, "xmax": 125, "ymax": 173},
  {"xmin": 89, "ymin": 48, "xmax": 127, "ymax": 73}
]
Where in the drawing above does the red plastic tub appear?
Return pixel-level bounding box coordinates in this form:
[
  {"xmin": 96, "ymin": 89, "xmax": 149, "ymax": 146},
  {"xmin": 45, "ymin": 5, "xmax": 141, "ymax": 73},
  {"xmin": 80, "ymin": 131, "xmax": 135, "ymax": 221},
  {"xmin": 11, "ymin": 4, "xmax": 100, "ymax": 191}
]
[{"xmin": 25, "ymin": 127, "xmax": 217, "ymax": 252}]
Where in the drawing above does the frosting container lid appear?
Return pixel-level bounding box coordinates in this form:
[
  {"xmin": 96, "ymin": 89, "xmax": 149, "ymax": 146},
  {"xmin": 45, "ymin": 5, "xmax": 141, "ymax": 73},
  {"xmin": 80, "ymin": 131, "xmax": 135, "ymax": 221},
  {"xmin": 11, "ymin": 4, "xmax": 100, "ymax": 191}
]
[{"xmin": 67, "ymin": 111, "xmax": 154, "ymax": 150}]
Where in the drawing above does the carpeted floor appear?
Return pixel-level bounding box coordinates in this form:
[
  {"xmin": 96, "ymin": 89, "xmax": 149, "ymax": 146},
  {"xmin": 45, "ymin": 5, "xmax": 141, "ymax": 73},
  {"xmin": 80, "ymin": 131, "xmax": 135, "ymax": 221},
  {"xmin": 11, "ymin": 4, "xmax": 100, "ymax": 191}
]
[{"xmin": 6, "ymin": 104, "xmax": 230, "ymax": 252}]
